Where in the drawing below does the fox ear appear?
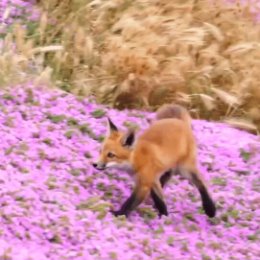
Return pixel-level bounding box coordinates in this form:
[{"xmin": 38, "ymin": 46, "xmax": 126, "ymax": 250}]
[
  {"xmin": 107, "ymin": 117, "xmax": 118, "ymax": 133},
  {"xmin": 122, "ymin": 129, "xmax": 135, "ymax": 147}
]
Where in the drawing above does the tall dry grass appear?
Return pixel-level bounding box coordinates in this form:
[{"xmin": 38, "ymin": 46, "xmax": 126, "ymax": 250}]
[
  {"xmin": 4, "ymin": 0, "xmax": 260, "ymax": 132},
  {"xmin": 0, "ymin": 22, "xmax": 63, "ymax": 88}
]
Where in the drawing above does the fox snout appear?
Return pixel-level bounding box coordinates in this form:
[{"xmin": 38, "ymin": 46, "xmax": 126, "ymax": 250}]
[{"xmin": 92, "ymin": 162, "xmax": 106, "ymax": 170}]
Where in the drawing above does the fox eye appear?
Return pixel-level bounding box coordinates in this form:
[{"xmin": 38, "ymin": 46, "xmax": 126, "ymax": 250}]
[{"xmin": 107, "ymin": 152, "xmax": 116, "ymax": 158}]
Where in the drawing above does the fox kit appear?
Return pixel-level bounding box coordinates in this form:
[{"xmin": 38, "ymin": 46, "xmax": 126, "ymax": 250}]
[{"xmin": 92, "ymin": 104, "xmax": 216, "ymax": 218}]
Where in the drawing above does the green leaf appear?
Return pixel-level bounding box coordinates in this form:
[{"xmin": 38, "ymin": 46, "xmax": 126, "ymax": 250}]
[
  {"xmin": 240, "ymin": 148, "xmax": 251, "ymax": 162},
  {"xmin": 212, "ymin": 177, "xmax": 227, "ymax": 186},
  {"xmin": 91, "ymin": 109, "xmax": 106, "ymax": 118},
  {"xmin": 47, "ymin": 114, "xmax": 66, "ymax": 123}
]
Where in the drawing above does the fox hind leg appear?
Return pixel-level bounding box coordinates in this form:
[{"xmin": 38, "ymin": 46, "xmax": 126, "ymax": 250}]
[
  {"xmin": 159, "ymin": 167, "xmax": 183, "ymax": 187},
  {"xmin": 190, "ymin": 171, "xmax": 216, "ymax": 218},
  {"xmin": 159, "ymin": 170, "xmax": 173, "ymax": 187},
  {"xmin": 180, "ymin": 167, "xmax": 216, "ymax": 218}
]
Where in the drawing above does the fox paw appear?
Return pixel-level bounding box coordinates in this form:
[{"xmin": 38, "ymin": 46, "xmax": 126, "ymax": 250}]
[{"xmin": 110, "ymin": 210, "xmax": 126, "ymax": 217}]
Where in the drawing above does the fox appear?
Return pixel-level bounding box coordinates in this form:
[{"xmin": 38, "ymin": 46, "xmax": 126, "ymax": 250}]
[{"xmin": 92, "ymin": 104, "xmax": 216, "ymax": 218}]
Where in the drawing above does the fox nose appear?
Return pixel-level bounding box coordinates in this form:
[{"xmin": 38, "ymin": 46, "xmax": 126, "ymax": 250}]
[
  {"xmin": 92, "ymin": 163, "xmax": 98, "ymax": 168},
  {"xmin": 92, "ymin": 162, "xmax": 105, "ymax": 170}
]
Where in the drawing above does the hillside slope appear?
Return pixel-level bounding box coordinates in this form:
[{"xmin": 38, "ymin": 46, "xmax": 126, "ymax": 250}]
[{"xmin": 0, "ymin": 85, "xmax": 259, "ymax": 260}]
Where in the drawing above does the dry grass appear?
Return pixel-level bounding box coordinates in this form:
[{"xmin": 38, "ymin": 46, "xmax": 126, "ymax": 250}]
[
  {"xmin": 0, "ymin": 23, "xmax": 63, "ymax": 88},
  {"xmin": 3, "ymin": 0, "xmax": 260, "ymax": 131}
]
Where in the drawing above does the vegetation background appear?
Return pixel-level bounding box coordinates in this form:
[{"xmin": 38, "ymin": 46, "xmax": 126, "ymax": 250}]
[
  {"xmin": 0, "ymin": 2, "xmax": 259, "ymax": 259},
  {"xmin": 1, "ymin": 0, "xmax": 260, "ymax": 132}
]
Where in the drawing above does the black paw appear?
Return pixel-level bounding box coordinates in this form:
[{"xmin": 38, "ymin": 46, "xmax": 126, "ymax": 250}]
[
  {"xmin": 110, "ymin": 210, "xmax": 126, "ymax": 217},
  {"xmin": 203, "ymin": 201, "xmax": 217, "ymax": 218},
  {"xmin": 158, "ymin": 211, "xmax": 168, "ymax": 218}
]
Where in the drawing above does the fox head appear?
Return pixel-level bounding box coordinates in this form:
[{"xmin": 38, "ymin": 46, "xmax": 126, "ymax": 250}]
[{"xmin": 92, "ymin": 117, "xmax": 135, "ymax": 170}]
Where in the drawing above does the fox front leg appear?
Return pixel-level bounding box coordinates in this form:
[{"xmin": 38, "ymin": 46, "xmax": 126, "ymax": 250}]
[
  {"xmin": 111, "ymin": 184, "xmax": 151, "ymax": 217},
  {"xmin": 110, "ymin": 192, "xmax": 139, "ymax": 217},
  {"xmin": 149, "ymin": 170, "xmax": 172, "ymax": 216},
  {"xmin": 151, "ymin": 181, "xmax": 168, "ymax": 217}
]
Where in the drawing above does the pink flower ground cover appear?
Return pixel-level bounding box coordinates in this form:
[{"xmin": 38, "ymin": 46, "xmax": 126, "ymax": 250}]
[
  {"xmin": 0, "ymin": 0, "xmax": 38, "ymax": 35},
  {"xmin": 0, "ymin": 85, "xmax": 259, "ymax": 260}
]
